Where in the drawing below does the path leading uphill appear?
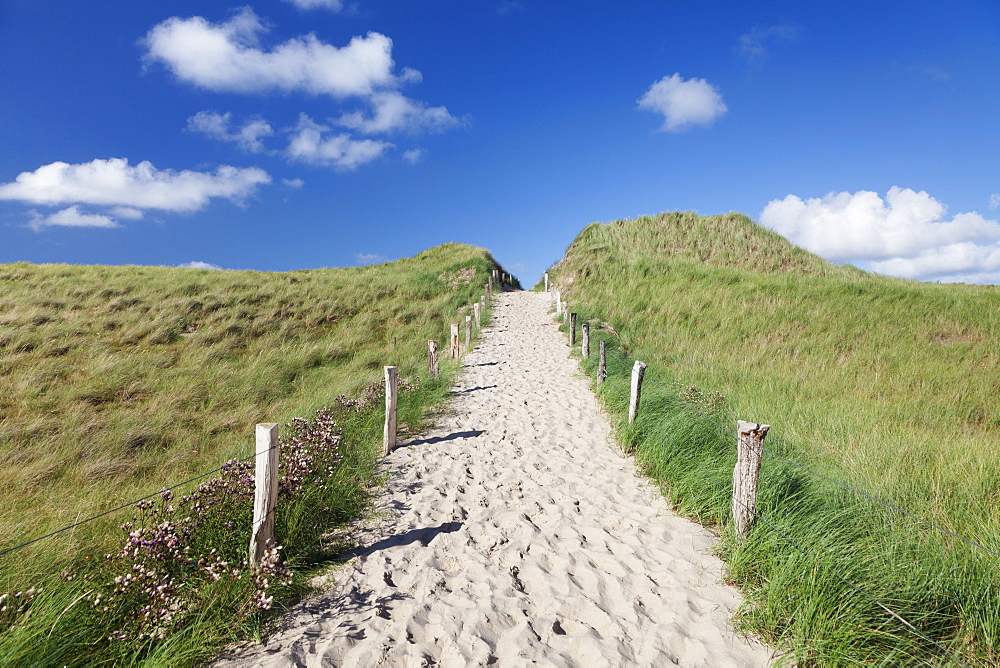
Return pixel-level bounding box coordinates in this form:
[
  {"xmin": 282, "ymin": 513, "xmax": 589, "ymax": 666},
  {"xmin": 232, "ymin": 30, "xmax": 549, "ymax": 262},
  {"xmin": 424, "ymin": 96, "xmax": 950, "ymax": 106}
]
[{"xmin": 216, "ymin": 291, "xmax": 774, "ymax": 667}]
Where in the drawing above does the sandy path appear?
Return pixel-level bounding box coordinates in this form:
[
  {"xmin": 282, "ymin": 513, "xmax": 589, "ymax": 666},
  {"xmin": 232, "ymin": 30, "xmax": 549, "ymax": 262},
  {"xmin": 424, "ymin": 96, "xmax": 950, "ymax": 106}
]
[{"xmin": 216, "ymin": 291, "xmax": 773, "ymax": 667}]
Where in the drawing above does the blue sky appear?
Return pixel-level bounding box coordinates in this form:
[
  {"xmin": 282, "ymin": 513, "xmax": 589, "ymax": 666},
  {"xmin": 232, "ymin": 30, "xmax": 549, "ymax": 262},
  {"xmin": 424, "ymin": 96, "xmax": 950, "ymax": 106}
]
[{"xmin": 2, "ymin": 1, "xmax": 999, "ymax": 284}]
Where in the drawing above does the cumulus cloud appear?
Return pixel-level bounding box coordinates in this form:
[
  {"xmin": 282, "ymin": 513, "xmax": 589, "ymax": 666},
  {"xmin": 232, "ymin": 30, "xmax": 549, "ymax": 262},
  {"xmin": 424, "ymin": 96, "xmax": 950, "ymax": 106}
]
[
  {"xmin": 282, "ymin": 177, "xmax": 304, "ymax": 188},
  {"xmin": 143, "ymin": 9, "xmax": 456, "ymax": 141},
  {"xmin": 760, "ymin": 187, "xmax": 1000, "ymax": 283},
  {"xmin": 402, "ymin": 148, "xmax": 425, "ymax": 164},
  {"xmin": 0, "ymin": 157, "xmax": 271, "ymax": 212},
  {"xmin": 338, "ymin": 91, "xmax": 459, "ymax": 135},
  {"xmin": 737, "ymin": 23, "xmax": 800, "ymax": 65},
  {"xmin": 354, "ymin": 252, "xmax": 388, "ymax": 265},
  {"xmin": 286, "ymin": 114, "xmax": 392, "ymax": 169},
  {"xmin": 637, "ymin": 73, "xmax": 727, "ymax": 132},
  {"xmin": 28, "ymin": 206, "xmax": 119, "ymax": 231},
  {"xmin": 187, "ymin": 111, "xmax": 273, "ymax": 152},
  {"xmin": 143, "ymin": 8, "xmax": 399, "ymax": 98},
  {"xmin": 178, "ymin": 260, "xmax": 224, "ymax": 269},
  {"xmin": 283, "ymin": 0, "xmax": 344, "ymax": 11}
]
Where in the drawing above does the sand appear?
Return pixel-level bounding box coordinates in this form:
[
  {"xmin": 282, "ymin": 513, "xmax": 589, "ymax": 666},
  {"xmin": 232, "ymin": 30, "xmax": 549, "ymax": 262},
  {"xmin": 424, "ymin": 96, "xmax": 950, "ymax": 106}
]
[{"xmin": 215, "ymin": 290, "xmax": 774, "ymax": 667}]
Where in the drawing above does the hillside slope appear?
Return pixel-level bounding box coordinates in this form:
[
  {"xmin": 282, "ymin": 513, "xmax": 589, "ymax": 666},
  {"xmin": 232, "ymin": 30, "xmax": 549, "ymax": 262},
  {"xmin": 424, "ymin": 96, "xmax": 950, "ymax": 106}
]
[
  {"xmin": 545, "ymin": 211, "xmax": 1000, "ymax": 664},
  {"xmin": 0, "ymin": 242, "xmax": 504, "ymax": 566}
]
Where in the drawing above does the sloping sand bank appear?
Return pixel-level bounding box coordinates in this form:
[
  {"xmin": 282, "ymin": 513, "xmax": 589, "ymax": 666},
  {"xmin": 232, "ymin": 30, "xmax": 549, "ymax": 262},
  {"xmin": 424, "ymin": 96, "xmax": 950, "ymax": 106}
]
[{"xmin": 215, "ymin": 291, "xmax": 774, "ymax": 667}]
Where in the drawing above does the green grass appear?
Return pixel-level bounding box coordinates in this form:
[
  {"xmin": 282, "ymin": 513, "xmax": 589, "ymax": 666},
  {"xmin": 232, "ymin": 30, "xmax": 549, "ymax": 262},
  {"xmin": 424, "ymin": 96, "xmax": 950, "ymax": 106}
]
[
  {"xmin": 546, "ymin": 212, "xmax": 1000, "ymax": 665},
  {"xmin": 0, "ymin": 242, "xmax": 506, "ymax": 665}
]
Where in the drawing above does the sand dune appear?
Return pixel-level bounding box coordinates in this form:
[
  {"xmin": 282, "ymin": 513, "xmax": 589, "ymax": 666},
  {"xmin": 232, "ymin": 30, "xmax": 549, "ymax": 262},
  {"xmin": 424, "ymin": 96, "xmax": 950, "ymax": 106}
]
[{"xmin": 215, "ymin": 291, "xmax": 774, "ymax": 667}]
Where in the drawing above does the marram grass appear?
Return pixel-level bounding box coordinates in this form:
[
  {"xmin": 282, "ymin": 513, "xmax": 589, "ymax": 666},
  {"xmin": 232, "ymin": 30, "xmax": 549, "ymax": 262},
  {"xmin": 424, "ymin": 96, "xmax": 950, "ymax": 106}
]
[
  {"xmin": 547, "ymin": 212, "xmax": 999, "ymax": 665},
  {"xmin": 0, "ymin": 242, "xmax": 506, "ymax": 665}
]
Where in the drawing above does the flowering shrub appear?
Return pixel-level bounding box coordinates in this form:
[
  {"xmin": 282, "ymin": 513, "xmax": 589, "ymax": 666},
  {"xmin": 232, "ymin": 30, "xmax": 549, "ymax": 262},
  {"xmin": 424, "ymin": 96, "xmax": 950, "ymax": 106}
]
[
  {"xmin": 672, "ymin": 381, "xmax": 726, "ymax": 415},
  {"xmin": 0, "ymin": 588, "xmax": 41, "ymax": 634},
  {"xmin": 79, "ymin": 375, "xmax": 418, "ymax": 643}
]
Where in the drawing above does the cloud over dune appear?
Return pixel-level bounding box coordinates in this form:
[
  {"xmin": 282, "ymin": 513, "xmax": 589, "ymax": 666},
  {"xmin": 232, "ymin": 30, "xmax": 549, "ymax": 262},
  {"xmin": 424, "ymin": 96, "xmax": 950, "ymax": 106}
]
[{"xmin": 761, "ymin": 187, "xmax": 1000, "ymax": 283}]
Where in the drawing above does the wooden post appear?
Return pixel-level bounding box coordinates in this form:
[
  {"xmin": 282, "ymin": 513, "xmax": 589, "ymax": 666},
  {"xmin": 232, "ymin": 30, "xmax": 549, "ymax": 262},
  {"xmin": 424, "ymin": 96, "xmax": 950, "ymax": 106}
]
[
  {"xmin": 383, "ymin": 366, "xmax": 398, "ymax": 456},
  {"xmin": 598, "ymin": 340, "xmax": 607, "ymax": 385},
  {"xmin": 628, "ymin": 361, "xmax": 647, "ymax": 424},
  {"xmin": 450, "ymin": 323, "xmax": 460, "ymax": 358},
  {"xmin": 428, "ymin": 340, "xmax": 439, "ymax": 378},
  {"xmin": 562, "ymin": 304, "xmax": 568, "ymax": 326},
  {"xmin": 569, "ymin": 312, "xmax": 577, "ymax": 345},
  {"xmin": 732, "ymin": 421, "xmax": 770, "ymax": 540},
  {"xmin": 474, "ymin": 302, "xmax": 481, "ymax": 328},
  {"xmin": 465, "ymin": 315, "xmax": 472, "ymax": 348},
  {"xmin": 582, "ymin": 322, "xmax": 590, "ymax": 359},
  {"xmin": 544, "ymin": 272, "xmax": 549, "ymax": 292},
  {"xmin": 555, "ymin": 291, "xmax": 562, "ymax": 313},
  {"xmin": 250, "ymin": 423, "xmax": 279, "ymax": 568}
]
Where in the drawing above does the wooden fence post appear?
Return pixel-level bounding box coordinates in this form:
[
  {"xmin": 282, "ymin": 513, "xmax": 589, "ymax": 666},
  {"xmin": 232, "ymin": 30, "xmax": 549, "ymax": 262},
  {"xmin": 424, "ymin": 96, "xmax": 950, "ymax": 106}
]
[
  {"xmin": 250, "ymin": 423, "xmax": 280, "ymax": 568},
  {"xmin": 628, "ymin": 361, "xmax": 647, "ymax": 424},
  {"xmin": 570, "ymin": 312, "xmax": 577, "ymax": 345},
  {"xmin": 428, "ymin": 340, "xmax": 439, "ymax": 378},
  {"xmin": 555, "ymin": 294, "xmax": 562, "ymax": 315},
  {"xmin": 450, "ymin": 323, "xmax": 460, "ymax": 358},
  {"xmin": 732, "ymin": 421, "xmax": 770, "ymax": 540},
  {"xmin": 544, "ymin": 272, "xmax": 549, "ymax": 292},
  {"xmin": 582, "ymin": 322, "xmax": 590, "ymax": 359},
  {"xmin": 383, "ymin": 366, "xmax": 398, "ymax": 456},
  {"xmin": 598, "ymin": 340, "xmax": 607, "ymax": 385},
  {"xmin": 562, "ymin": 304, "xmax": 569, "ymax": 326},
  {"xmin": 474, "ymin": 302, "xmax": 481, "ymax": 328},
  {"xmin": 465, "ymin": 315, "xmax": 472, "ymax": 348}
]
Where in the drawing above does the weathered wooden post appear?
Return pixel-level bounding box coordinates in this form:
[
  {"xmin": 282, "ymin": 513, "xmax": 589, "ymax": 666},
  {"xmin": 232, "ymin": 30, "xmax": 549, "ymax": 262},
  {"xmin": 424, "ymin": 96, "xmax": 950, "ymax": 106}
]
[
  {"xmin": 732, "ymin": 421, "xmax": 770, "ymax": 540},
  {"xmin": 428, "ymin": 340, "xmax": 439, "ymax": 378},
  {"xmin": 474, "ymin": 302, "xmax": 481, "ymax": 328},
  {"xmin": 450, "ymin": 323, "xmax": 460, "ymax": 358},
  {"xmin": 544, "ymin": 272, "xmax": 549, "ymax": 292},
  {"xmin": 383, "ymin": 366, "xmax": 398, "ymax": 456},
  {"xmin": 562, "ymin": 303, "xmax": 569, "ymax": 326},
  {"xmin": 598, "ymin": 340, "xmax": 607, "ymax": 385},
  {"xmin": 582, "ymin": 322, "xmax": 590, "ymax": 359},
  {"xmin": 465, "ymin": 315, "xmax": 472, "ymax": 348},
  {"xmin": 628, "ymin": 361, "xmax": 647, "ymax": 424},
  {"xmin": 569, "ymin": 312, "xmax": 577, "ymax": 345},
  {"xmin": 250, "ymin": 423, "xmax": 280, "ymax": 568},
  {"xmin": 555, "ymin": 291, "xmax": 562, "ymax": 313}
]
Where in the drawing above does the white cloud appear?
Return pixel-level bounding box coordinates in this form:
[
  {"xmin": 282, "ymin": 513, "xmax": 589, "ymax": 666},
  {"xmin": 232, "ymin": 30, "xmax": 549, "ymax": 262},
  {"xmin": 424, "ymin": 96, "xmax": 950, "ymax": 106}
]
[
  {"xmin": 402, "ymin": 148, "xmax": 425, "ymax": 164},
  {"xmin": 338, "ymin": 91, "xmax": 459, "ymax": 134},
  {"xmin": 990, "ymin": 193, "xmax": 1000, "ymax": 210},
  {"xmin": 760, "ymin": 187, "xmax": 1000, "ymax": 283},
  {"xmin": 737, "ymin": 24, "xmax": 800, "ymax": 65},
  {"xmin": 637, "ymin": 73, "xmax": 727, "ymax": 132},
  {"xmin": 143, "ymin": 9, "xmax": 399, "ymax": 98},
  {"xmin": 286, "ymin": 114, "xmax": 392, "ymax": 169},
  {"xmin": 110, "ymin": 206, "xmax": 144, "ymax": 220},
  {"xmin": 354, "ymin": 252, "xmax": 388, "ymax": 265},
  {"xmin": 0, "ymin": 158, "xmax": 270, "ymax": 212},
  {"xmin": 178, "ymin": 260, "xmax": 224, "ymax": 270},
  {"xmin": 870, "ymin": 242, "xmax": 1000, "ymax": 282},
  {"xmin": 283, "ymin": 0, "xmax": 344, "ymax": 11},
  {"xmin": 282, "ymin": 177, "xmax": 304, "ymax": 188},
  {"xmin": 187, "ymin": 110, "xmax": 273, "ymax": 152},
  {"xmin": 28, "ymin": 206, "xmax": 119, "ymax": 231}
]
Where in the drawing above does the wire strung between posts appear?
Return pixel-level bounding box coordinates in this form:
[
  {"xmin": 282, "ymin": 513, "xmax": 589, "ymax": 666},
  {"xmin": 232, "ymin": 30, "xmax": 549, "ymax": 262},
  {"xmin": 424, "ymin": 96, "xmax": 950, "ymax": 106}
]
[
  {"xmin": 601, "ymin": 345, "xmax": 1000, "ymax": 561},
  {"xmin": 596, "ymin": 346, "xmax": 969, "ymax": 666},
  {"xmin": 0, "ymin": 443, "xmax": 275, "ymax": 559}
]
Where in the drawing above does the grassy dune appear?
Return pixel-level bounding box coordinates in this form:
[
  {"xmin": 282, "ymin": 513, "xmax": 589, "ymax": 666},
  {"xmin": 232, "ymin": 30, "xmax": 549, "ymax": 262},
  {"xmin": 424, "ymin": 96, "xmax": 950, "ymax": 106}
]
[
  {"xmin": 0, "ymin": 243, "xmax": 508, "ymax": 664},
  {"xmin": 546, "ymin": 212, "xmax": 999, "ymax": 665}
]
